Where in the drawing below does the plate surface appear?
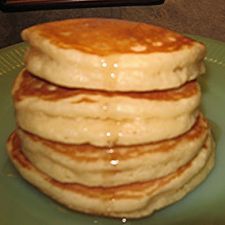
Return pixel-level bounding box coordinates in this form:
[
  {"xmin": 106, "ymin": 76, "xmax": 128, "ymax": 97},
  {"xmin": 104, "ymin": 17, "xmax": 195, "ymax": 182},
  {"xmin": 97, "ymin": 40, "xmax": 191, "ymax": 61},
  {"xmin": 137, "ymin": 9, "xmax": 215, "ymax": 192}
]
[{"xmin": 0, "ymin": 36, "xmax": 225, "ymax": 225}]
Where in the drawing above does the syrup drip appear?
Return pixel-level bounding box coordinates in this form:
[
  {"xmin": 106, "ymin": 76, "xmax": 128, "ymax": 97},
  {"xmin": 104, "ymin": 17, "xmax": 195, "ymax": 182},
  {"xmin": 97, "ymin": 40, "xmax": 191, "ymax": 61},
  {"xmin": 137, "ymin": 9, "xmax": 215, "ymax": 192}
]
[
  {"xmin": 100, "ymin": 58, "xmax": 120, "ymax": 90},
  {"xmin": 110, "ymin": 159, "xmax": 119, "ymax": 166},
  {"xmin": 104, "ymin": 120, "xmax": 122, "ymax": 147},
  {"xmin": 121, "ymin": 218, "xmax": 127, "ymax": 223},
  {"xmin": 106, "ymin": 148, "xmax": 120, "ymax": 167}
]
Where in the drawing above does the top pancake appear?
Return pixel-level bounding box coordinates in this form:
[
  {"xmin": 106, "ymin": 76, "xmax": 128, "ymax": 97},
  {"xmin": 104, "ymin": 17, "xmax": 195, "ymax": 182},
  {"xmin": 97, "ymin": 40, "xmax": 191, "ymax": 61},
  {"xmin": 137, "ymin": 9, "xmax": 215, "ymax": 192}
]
[
  {"xmin": 22, "ymin": 18, "xmax": 206, "ymax": 91},
  {"xmin": 23, "ymin": 18, "xmax": 196, "ymax": 56}
]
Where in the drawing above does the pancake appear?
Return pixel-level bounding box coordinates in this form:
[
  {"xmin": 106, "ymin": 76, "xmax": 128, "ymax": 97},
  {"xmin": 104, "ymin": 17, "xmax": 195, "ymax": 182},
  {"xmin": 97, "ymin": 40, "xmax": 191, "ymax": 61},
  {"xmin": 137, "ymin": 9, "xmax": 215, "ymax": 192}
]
[
  {"xmin": 13, "ymin": 69, "xmax": 201, "ymax": 120},
  {"xmin": 13, "ymin": 70, "xmax": 200, "ymax": 146},
  {"xmin": 21, "ymin": 18, "xmax": 206, "ymax": 91},
  {"xmin": 7, "ymin": 130, "xmax": 215, "ymax": 218},
  {"xmin": 17, "ymin": 114, "xmax": 209, "ymax": 187},
  {"xmin": 15, "ymin": 112, "xmax": 198, "ymax": 147}
]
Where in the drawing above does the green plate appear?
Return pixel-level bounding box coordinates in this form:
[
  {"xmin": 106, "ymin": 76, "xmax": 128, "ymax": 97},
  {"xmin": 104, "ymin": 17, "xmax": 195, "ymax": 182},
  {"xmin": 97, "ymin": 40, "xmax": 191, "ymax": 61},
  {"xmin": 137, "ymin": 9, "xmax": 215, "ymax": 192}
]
[{"xmin": 0, "ymin": 36, "xmax": 225, "ymax": 225}]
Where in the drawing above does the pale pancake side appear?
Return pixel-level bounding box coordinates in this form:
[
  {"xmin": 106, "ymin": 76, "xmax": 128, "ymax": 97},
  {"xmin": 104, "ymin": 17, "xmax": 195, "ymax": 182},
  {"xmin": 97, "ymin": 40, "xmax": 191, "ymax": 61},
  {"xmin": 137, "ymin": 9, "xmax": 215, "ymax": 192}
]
[
  {"xmin": 13, "ymin": 70, "xmax": 201, "ymax": 120},
  {"xmin": 7, "ymin": 131, "xmax": 215, "ymax": 218},
  {"xmin": 15, "ymin": 107, "xmax": 198, "ymax": 146},
  {"xmin": 17, "ymin": 115, "xmax": 208, "ymax": 186}
]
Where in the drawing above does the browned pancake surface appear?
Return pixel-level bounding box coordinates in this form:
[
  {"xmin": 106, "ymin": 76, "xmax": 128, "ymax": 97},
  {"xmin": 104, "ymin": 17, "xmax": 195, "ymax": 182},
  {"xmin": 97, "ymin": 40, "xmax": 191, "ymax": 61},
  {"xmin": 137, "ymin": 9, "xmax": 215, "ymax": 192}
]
[
  {"xmin": 13, "ymin": 70, "xmax": 199, "ymax": 102},
  {"xmin": 22, "ymin": 18, "xmax": 196, "ymax": 56},
  {"xmin": 9, "ymin": 132, "xmax": 195, "ymax": 199}
]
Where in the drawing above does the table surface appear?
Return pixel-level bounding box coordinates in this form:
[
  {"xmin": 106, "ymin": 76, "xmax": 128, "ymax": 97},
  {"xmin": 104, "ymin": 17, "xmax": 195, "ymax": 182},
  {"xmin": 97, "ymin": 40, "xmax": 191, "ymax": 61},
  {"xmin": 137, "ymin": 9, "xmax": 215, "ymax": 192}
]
[{"xmin": 0, "ymin": 0, "xmax": 225, "ymax": 48}]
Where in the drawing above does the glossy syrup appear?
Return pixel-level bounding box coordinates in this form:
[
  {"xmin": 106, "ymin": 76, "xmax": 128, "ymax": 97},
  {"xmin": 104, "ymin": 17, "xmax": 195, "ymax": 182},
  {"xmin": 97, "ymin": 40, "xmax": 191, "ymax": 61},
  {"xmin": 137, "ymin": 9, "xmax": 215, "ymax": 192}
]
[
  {"xmin": 100, "ymin": 57, "xmax": 120, "ymax": 90},
  {"xmin": 102, "ymin": 142, "xmax": 123, "ymax": 216},
  {"xmin": 93, "ymin": 55, "xmax": 128, "ymax": 218}
]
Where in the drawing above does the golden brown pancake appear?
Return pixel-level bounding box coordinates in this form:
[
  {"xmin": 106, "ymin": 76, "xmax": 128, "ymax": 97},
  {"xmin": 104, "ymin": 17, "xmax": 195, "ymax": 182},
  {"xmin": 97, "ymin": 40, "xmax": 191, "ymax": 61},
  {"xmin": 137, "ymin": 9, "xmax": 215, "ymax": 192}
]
[
  {"xmin": 16, "ymin": 114, "xmax": 209, "ymax": 187},
  {"xmin": 6, "ymin": 17, "xmax": 215, "ymax": 220},
  {"xmin": 21, "ymin": 18, "xmax": 206, "ymax": 91},
  {"xmin": 7, "ymin": 129, "xmax": 215, "ymax": 218},
  {"xmin": 22, "ymin": 18, "xmax": 196, "ymax": 56},
  {"xmin": 13, "ymin": 69, "xmax": 200, "ymax": 146},
  {"xmin": 14, "ymin": 70, "xmax": 200, "ymax": 102}
]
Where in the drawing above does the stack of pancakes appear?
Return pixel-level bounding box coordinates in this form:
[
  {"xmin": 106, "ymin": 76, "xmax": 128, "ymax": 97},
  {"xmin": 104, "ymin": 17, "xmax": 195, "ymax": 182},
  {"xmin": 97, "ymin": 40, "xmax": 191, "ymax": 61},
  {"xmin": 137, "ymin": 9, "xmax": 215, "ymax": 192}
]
[{"xmin": 7, "ymin": 18, "xmax": 215, "ymax": 218}]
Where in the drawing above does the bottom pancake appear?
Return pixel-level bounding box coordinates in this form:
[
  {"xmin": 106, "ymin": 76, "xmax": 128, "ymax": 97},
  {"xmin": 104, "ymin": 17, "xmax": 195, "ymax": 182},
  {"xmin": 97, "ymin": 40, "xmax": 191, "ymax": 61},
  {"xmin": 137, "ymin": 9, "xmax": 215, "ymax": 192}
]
[{"xmin": 7, "ymin": 131, "xmax": 215, "ymax": 218}]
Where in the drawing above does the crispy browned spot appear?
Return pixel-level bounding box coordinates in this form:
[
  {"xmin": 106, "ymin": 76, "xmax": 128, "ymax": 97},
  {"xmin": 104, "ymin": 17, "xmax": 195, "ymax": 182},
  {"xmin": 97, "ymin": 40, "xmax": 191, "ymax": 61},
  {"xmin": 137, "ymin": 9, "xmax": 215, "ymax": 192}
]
[
  {"xmin": 23, "ymin": 18, "xmax": 198, "ymax": 56},
  {"xmin": 13, "ymin": 70, "xmax": 199, "ymax": 102}
]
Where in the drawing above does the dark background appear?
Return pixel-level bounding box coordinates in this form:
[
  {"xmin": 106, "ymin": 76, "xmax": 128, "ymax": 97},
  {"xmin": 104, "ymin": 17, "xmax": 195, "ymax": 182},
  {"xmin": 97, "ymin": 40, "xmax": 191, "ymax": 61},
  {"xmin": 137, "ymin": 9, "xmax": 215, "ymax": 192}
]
[{"xmin": 0, "ymin": 0, "xmax": 225, "ymax": 48}]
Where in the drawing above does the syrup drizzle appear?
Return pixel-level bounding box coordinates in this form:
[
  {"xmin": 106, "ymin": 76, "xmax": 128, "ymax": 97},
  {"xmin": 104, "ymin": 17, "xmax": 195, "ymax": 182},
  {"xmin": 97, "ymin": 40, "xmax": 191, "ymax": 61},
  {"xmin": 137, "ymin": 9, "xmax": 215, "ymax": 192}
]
[{"xmin": 100, "ymin": 58, "xmax": 120, "ymax": 90}]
